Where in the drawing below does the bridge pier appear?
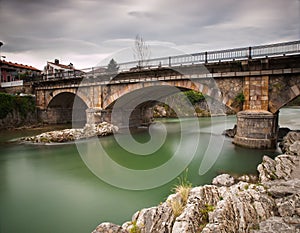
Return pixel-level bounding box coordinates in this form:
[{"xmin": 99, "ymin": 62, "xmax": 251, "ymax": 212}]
[
  {"xmin": 86, "ymin": 108, "xmax": 103, "ymax": 125},
  {"xmin": 233, "ymin": 110, "xmax": 278, "ymax": 149},
  {"xmin": 37, "ymin": 108, "xmax": 73, "ymax": 124},
  {"xmin": 86, "ymin": 106, "xmax": 154, "ymax": 128}
]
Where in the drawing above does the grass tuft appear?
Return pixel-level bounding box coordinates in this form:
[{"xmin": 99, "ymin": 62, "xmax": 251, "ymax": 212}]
[
  {"xmin": 129, "ymin": 221, "xmax": 141, "ymax": 233},
  {"xmin": 173, "ymin": 168, "xmax": 192, "ymax": 204},
  {"xmin": 170, "ymin": 199, "xmax": 184, "ymax": 218}
]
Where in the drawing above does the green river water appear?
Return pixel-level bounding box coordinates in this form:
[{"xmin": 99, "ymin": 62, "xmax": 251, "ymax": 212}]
[{"xmin": 0, "ymin": 107, "xmax": 299, "ymax": 233}]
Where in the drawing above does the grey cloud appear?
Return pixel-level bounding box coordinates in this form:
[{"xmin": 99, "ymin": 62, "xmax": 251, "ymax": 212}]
[
  {"xmin": 0, "ymin": 0, "xmax": 299, "ymax": 69},
  {"xmin": 128, "ymin": 11, "xmax": 154, "ymax": 18}
]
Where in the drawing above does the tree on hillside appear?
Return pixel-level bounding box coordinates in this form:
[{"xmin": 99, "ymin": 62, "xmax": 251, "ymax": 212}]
[
  {"xmin": 107, "ymin": 59, "xmax": 119, "ymax": 73},
  {"xmin": 132, "ymin": 34, "xmax": 151, "ymax": 68}
]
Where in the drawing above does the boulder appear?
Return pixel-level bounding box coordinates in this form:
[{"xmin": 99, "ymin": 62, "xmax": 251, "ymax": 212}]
[
  {"xmin": 279, "ymin": 131, "xmax": 300, "ymax": 155},
  {"xmin": 252, "ymin": 216, "xmax": 299, "ymax": 233},
  {"xmin": 223, "ymin": 125, "xmax": 237, "ymax": 138},
  {"xmin": 263, "ymin": 179, "xmax": 300, "ymax": 198},
  {"xmin": 277, "ymin": 127, "xmax": 291, "ymax": 142},
  {"xmin": 237, "ymin": 174, "xmax": 258, "ymax": 183},
  {"xmin": 122, "ymin": 193, "xmax": 178, "ymax": 233},
  {"xmin": 290, "ymin": 141, "xmax": 300, "ymax": 156},
  {"xmin": 212, "ymin": 174, "xmax": 235, "ymax": 186},
  {"xmin": 92, "ymin": 222, "xmax": 128, "ymax": 233},
  {"xmin": 257, "ymin": 155, "xmax": 298, "ymax": 183}
]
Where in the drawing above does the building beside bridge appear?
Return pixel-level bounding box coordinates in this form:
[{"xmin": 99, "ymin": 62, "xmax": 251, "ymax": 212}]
[
  {"xmin": 0, "ymin": 60, "xmax": 41, "ymax": 88},
  {"xmin": 43, "ymin": 59, "xmax": 84, "ymax": 80}
]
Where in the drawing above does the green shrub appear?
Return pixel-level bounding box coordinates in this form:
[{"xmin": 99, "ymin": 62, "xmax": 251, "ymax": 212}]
[
  {"xmin": 234, "ymin": 92, "xmax": 245, "ymax": 104},
  {"xmin": 0, "ymin": 93, "xmax": 14, "ymax": 119},
  {"xmin": 14, "ymin": 95, "xmax": 36, "ymax": 118},
  {"xmin": 129, "ymin": 221, "xmax": 141, "ymax": 233},
  {"xmin": 200, "ymin": 204, "xmax": 215, "ymax": 222},
  {"xmin": 184, "ymin": 90, "xmax": 205, "ymax": 105},
  {"xmin": 0, "ymin": 93, "xmax": 35, "ymax": 119}
]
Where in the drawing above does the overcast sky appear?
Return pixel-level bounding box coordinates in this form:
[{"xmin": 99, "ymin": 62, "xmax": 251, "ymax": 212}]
[{"xmin": 0, "ymin": 0, "xmax": 299, "ymax": 70}]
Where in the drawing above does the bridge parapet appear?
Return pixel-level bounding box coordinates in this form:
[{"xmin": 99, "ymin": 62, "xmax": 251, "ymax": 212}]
[{"xmin": 33, "ymin": 40, "xmax": 300, "ymax": 82}]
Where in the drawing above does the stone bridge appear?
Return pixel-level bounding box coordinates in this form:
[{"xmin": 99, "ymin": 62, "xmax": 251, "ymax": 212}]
[{"xmin": 35, "ymin": 41, "xmax": 300, "ymax": 149}]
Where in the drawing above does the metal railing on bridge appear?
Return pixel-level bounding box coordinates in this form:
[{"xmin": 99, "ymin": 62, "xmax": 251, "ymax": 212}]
[{"xmin": 40, "ymin": 40, "xmax": 300, "ymax": 81}]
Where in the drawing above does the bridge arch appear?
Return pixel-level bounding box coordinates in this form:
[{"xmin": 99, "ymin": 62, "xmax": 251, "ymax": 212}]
[
  {"xmin": 269, "ymin": 75, "xmax": 300, "ymax": 113},
  {"xmin": 101, "ymin": 81, "xmax": 236, "ymax": 128},
  {"xmin": 47, "ymin": 89, "xmax": 91, "ymax": 109},
  {"xmin": 46, "ymin": 91, "xmax": 89, "ymax": 126},
  {"xmin": 103, "ymin": 80, "xmax": 236, "ymax": 111}
]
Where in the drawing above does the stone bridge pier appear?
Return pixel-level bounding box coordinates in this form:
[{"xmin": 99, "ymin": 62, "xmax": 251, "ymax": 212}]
[
  {"xmin": 234, "ymin": 110, "xmax": 278, "ymax": 149},
  {"xmin": 86, "ymin": 105, "xmax": 154, "ymax": 128},
  {"xmin": 233, "ymin": 75, "xmax": 278, "ymax": 149},
  {"xmin": 233, "ymin": 71, "xmax": 300, "ymax": 149}
]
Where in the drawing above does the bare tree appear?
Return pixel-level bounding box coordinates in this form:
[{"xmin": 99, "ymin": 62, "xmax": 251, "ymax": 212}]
[{"xmin": 133, "ymin": 34, "xmax": 151, "ymax": 68}]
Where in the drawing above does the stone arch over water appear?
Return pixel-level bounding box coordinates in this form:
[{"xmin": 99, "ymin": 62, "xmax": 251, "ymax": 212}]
[
  {"xmin": 102, "ymin": 82, "xmax": 234, "ymax": 128},
  {"xmin": 47, "ymin": 92, "xmax": 88, "ymax": 127},
  {"xmin": 102, "ymin": 80, "xmax": 236, "ymax": 112}
]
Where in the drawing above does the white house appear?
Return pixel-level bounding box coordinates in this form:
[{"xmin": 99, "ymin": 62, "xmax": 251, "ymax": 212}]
[{"xmin": 43, "ymin": 59, "xmax": 83, "ymax": 80}]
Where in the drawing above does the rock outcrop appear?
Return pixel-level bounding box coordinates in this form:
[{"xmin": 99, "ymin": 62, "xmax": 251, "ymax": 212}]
[
  {"xmin": 21, "ymin": 122, "xmax": 118, "ymax": 143},
  {"xmin": 211, "ymin": 173, "xmax": 235, "ymax": 186},
  {"xmin": 280, "ymin": 131, "xmax": 300, "ymax": 156},
  {"xmin": 257, "ymin": 154, "xmax": 298, "ymax": 182},
  {"xmin": 92, "ymin": 223, "xmax": 128, "ymax": 233},
  {"xmin": 92, "ymin": 132, "xmax": 300, "ymax": 233},
  {"xmin": 223, "ymin": 124, "xmax": 237, "ymax": 138}
]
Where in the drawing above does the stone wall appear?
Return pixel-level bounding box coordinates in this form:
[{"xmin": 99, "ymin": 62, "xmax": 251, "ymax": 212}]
[
  {"xmin": 269, "ymin": 74, "xmax": 300, "ymax": 113},
  {"xmin": 215, "ymin": 76, "xmax": 243, "ymax": 108},
  {"xmin": 2, "ymin": 83, "xmax": 34, "ymax": 95},
  {"xmin": 0, "ymin": 109, "xmax": 37, "ymax": 129},
  {"xmin": 0, "ymin": 94, "xmax": 37, "ymax": 129},
  {"xmin": 37, "ymin": 108, "xmax": 73, "ymax": 124}
]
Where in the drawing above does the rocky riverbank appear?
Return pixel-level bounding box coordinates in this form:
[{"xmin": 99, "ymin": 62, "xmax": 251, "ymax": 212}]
[
  {"xmin": 92, "ymin": 131, "xmax": 300, "ymax": 233},
  {"xmin": 20, "ymin": 122, "xmax": 118, "ymax": 143}
]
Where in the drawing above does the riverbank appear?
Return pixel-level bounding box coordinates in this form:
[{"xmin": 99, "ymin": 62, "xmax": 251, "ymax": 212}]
[
  {"xmin": 93, "ymin": 131, "xmax": 300, "ymax": 233},
  {"xmin": 0, "ymin": 93, "xmax": 37, "ymax": 129}
]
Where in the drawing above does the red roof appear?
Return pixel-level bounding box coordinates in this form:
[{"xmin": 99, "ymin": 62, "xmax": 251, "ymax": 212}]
[
  {"xmin": 48, "ymin": 61, "xmax": 74, "ymax": 70},
  {"xmin": 47, "ymin": 61, "xmax": 83, "ymax": 73},
  {"xmin": 1, "ymin": 60, "xmax": 41, "ymax": 71}
]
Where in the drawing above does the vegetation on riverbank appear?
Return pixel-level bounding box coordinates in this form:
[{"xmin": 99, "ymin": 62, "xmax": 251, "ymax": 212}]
[
  {"xmin": 0, "ymin": 92, "xmax": 36, "ymax": 129},
  {"xmin": 287, "ymin": 96, "xmax": 300, "ymax": 106},
  {"xmin": 153, "ymin": 90, "xmax": 234, "ymax": 118},
  {"xmin": 0, "ymin": 92, "xmax": 35, "ymax": 119}
]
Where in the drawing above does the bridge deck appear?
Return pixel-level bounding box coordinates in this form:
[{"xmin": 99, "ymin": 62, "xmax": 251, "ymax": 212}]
[{"xmin": 35, "ymin": 54, "xmax": 300, "ymax": 90}]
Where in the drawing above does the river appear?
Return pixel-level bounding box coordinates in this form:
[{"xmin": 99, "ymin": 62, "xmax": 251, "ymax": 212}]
[{"xmin": 0, "ymin": 107, "xmax": 299, "ymax": 233}]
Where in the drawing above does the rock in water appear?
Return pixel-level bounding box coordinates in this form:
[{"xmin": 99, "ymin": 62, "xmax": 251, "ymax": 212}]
[
  {"xmin": 222, "ymin": 124, "xmax": 237, "ymax": 138},
  {"xmin": 20, "ymin": 122, "xmax": 118, "ymax": 143}
]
